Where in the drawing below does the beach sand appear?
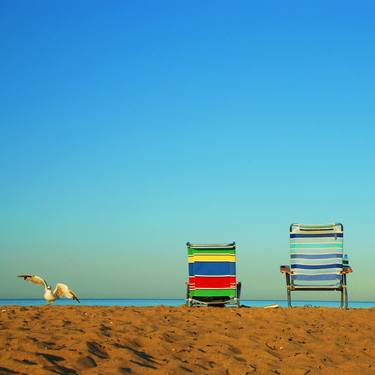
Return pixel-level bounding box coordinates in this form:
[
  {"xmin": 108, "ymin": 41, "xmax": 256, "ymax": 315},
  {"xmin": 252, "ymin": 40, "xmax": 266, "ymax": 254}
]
[{"xmin": 1, "ymin": 306, "xmax": 375, "ymax": 374}]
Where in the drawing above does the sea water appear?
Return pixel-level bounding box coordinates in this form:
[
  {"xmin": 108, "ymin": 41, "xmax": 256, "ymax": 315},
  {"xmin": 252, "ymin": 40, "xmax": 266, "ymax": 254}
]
[{"xmin": 0, "ymin": 299, "xmax": 374, "ymax": 308}]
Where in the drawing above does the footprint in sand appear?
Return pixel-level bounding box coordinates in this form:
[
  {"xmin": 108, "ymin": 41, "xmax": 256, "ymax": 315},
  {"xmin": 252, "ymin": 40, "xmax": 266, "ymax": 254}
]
[
  {"xmin": 99, "ymin": 323, "xmax": 112, "ymax": 337},
  {"xmin": 86, "ymin": 341, "xmax": 109, "ymax": 359},
  {"xmin": 129, "ymin": 360, "xmax": 157, "ymax": 370},
  {"xmin": 179, "ymin": 365, "xmax": 193, "ymax": 373},
  {"xmin": 38, "ymin": 341, "xmax": 65, "ymax": 350},
  {"xmin": 35, "ymin": 352, "xmax": 78, "ymax": 374},
  {"xmin": 77, "ymin": 356, "xmax": 97, "ymax": 369},
  {"xmin": 44, "ymin": 364, "xmax": 78, "ymax": 375},
  {"xmin": 113, "ymin": 343, "xmax": 158, "ymax": 370},
  {"xmin": 0, "ymin": 367, "xmax": 19, "ymax": 375},
  {"xmin": 119, "ymin": 367, "xmax": 132, "ymax": 374},
  {"xmin": 14, "ymin": 359, "xmax": 37, "ymax": 366},
  {"xmin": 36, "ymin": 352, "xmax": 65, "ymax": 363}
]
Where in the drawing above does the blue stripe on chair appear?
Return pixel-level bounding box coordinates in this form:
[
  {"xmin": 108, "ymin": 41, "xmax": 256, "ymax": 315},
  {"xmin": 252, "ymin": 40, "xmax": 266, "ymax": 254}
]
[
  {"xmin": 291, "ymin": 254, "xmax": 343, "ymax": 259},
  {"xmin": 188, "ymin": 263, "xmax": 193, "ymax": 276},
  {"xmin": 291, "ymin": 264, "xmax": 342, "ymax": 269},
  {"xmin": 292, "ymin": 274, "xmax": 341, "ymax": 281},
  {"xmin": 290, "ymin": 243, "xmax": 342, "ymax": 249},
  {"xmin": 290, "ymin": 233, "xmax": 343, "ymax": 238},
  {"xmin": 189, "ymin": 262, "xmax": 236, "ymax": 276}
]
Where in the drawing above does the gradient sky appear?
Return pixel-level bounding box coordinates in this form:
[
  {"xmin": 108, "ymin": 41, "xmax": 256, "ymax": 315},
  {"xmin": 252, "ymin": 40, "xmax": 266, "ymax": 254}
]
[{"xmin": 1, "ymin": 1, "xmax": 375, "ymax": 300}]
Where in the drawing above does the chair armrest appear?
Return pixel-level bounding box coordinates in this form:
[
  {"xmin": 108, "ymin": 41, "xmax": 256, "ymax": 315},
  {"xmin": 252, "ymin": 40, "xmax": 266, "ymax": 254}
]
[
  {"xmin": 280, "ymin": 265, "xmax": 291, "ymax": 274},
  {"xmin": 341, "ymin": 267, "xmax": 353, "ymax": 274}
]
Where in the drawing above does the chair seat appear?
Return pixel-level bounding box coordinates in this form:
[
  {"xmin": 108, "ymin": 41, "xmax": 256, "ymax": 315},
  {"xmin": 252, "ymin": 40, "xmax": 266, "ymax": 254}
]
[{"xmin": 290, "ymin": 285, "xmax": 344, "ymax": 291}]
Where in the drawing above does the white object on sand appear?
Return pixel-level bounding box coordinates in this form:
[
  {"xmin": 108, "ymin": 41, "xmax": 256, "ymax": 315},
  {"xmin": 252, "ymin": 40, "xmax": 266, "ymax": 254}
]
[
  {"xmin": 264, "ymin": 304, "xmax": 279, "ymax": 309},
  {"xmin": 17, "ymin": 274, "xmax": 80, "ymax": 304}
]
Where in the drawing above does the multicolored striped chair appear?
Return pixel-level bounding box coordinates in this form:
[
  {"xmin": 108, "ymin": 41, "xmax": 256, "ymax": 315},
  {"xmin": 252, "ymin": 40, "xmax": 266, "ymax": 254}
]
[
  {"xmin": 186, "ymin": 242, "xmax": 241, "ymax": 307},
  {"xmin": 280, "ymin": 223, "xmax": 353, "ymax": 308}
]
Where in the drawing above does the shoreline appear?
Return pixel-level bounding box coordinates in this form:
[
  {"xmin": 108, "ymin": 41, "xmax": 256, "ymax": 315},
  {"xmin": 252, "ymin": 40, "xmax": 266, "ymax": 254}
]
[{"xmin": 1, "ymin": 298, "xmax": 375, "ymax": 309}]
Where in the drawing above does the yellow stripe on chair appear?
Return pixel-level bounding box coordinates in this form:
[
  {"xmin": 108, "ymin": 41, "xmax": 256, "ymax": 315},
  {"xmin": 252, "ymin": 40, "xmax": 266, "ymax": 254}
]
[{"xmin": 188, "ymin": 255, "xmax": 236, "ymax": 263}]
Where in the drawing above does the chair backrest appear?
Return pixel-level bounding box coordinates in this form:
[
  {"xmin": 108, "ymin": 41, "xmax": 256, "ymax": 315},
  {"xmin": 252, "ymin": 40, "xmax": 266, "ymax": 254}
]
[
  {"xmin": 289, "ymin": 224, "xmax": 344, "ymax": 288},
  {"xmin": 187, "ymin": 242, "xmax": 237, "ymax": 297}
]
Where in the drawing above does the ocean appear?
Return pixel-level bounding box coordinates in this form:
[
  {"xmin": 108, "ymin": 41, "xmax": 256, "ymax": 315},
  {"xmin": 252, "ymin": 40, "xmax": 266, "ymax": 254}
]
[{"xmin": 0, "ymin": 299, "xmax": 374, "ymax": 308}]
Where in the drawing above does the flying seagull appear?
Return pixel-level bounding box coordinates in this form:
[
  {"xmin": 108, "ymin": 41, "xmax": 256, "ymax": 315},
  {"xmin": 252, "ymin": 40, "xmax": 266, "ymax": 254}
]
[{"xmin": 17, "ymin": 274, "xmax": 80, "ymax": 304}]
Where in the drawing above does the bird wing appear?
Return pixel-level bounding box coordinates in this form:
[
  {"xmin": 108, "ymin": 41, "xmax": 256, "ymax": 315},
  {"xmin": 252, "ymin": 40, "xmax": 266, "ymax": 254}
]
[
  {"xmin": 17, "ymin": 274, "xmax": 48, "ymax": 288},
  {"xmin": 53, "ymin": 283, "xmax": 80, "ymax": 303}
]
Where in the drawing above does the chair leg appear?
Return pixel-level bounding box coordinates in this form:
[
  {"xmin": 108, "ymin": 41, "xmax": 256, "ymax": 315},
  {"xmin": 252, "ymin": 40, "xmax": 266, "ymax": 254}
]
[
  {"xmin": 186, "ymin": 284, "xmax": 192, "ymax": 307},
  {"xmin": 340, "ymin": 289, "xmax": 344, "ymax": 308},
  {"xmin": 344, "ymin": 275, "xmax": 348, "ymax": 309},
  {"xmin": 287, "ymin": 288, "xmax": 292, "ymax": 307},
  {"xmin": 237, "ymin": 282, "xmax": 242, "ymax": 299},
  {"xmin": 234, "ymin": 282, "xmax": 241, "ymax": 308},
  {"xmin": 285, "ymin": 274, "xmax": 292, "ymax": 307},
  {"xmin": 344, "ymin": 287, "xmax": 348, "ymax": 309}
]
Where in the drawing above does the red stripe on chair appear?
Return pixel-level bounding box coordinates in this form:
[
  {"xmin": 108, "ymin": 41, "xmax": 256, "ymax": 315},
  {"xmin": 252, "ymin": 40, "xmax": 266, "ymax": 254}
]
[{"xmin": 189, "ymin": 276, "xmax": 236, "ymax": 289}]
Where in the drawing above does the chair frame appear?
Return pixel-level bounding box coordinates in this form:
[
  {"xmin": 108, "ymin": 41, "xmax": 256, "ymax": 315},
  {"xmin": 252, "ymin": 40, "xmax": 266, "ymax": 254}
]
[
  {"xmin": 186, "ymin": 282, "xmax": 242, "ymax": 307},
  {"xmin": 186, "ymin": 242, "xmax": 241, "ymax": 308},
  {"xmin": 280, "ymin": 265, "xmax": 352, "ymax": 308},
  {"xmin": 280, "ymin": 223, "xmax": 353, "ymax": 309}
]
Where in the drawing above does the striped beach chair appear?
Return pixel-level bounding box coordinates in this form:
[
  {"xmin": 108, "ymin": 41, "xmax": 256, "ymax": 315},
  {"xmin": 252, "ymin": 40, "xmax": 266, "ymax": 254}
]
[
  {"xmin": 186, "ymin": 242, "xmax": 241, "ymax": 307},
  {"xmin": 280, "ymin": 223, "xmax": 353, "ymax": 308}
]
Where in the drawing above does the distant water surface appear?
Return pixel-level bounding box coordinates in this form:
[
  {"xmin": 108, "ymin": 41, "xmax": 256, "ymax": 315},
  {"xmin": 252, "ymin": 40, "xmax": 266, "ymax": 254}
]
[{"xmin": 0, "ymin": 299, "xmax": 374, "ymax": 308}]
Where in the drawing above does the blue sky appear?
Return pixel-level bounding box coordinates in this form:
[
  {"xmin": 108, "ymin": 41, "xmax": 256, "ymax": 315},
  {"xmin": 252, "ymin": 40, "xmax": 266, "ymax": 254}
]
[{"xmin": 1, "ymin": 1, "xmax": 375, "ymax": 300}]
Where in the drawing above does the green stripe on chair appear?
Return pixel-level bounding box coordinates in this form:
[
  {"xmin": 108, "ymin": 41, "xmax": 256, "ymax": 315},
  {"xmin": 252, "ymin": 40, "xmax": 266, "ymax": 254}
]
[
  {"xmin": 190, "ymin": 289, "xmax": 237, "ymax": 297},
  {"xmin": 188, "ymin": 248, "xmax": 236, "ymax": 255},
  {"xmin": 290, "ymin": 243, "xmax": 343, "ymax": 249}
]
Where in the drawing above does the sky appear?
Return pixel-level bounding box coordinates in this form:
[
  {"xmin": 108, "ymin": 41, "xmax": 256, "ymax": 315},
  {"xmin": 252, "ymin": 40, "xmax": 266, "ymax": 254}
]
[{"xmin": 1, "ymin": 1, "xmax": 375, "ymax": 301}]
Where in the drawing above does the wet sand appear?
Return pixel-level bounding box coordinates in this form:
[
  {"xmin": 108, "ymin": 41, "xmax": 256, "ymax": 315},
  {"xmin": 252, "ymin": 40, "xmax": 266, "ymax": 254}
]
[{"xmin": 1, "ymin": 306, "xmax": 375, "ymax": 374}]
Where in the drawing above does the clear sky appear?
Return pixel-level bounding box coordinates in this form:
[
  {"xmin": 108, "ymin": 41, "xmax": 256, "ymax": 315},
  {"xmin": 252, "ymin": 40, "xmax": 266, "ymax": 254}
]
[{"xmin": 1, "ymin": 1, "xmax": 375, "ymax": 300}]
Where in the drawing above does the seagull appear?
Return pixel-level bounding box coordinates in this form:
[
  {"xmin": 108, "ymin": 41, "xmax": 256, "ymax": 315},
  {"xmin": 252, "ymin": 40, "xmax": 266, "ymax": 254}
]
[{"xmin": 17, "ymin": 274, "xmax": 80, "ymax": 304}]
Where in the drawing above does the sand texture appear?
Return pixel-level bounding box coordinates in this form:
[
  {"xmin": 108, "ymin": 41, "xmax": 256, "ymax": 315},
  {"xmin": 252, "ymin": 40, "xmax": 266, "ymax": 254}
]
[{"xmin": 1, "ymin": 306, "xmax": 375, "ymax": 374}]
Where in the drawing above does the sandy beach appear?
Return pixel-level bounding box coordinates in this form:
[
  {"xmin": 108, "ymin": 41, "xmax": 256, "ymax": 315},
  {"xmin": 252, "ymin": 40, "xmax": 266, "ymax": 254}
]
[{"xmin": 1, "ymin": 306, "xmax": 375, "ymax": 374}]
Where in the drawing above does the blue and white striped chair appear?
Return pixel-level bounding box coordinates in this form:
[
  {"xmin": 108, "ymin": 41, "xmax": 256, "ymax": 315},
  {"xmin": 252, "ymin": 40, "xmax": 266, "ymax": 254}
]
[{"xmin": 280, "ymin": 223, "xmax": 352, "ymax": 308}]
